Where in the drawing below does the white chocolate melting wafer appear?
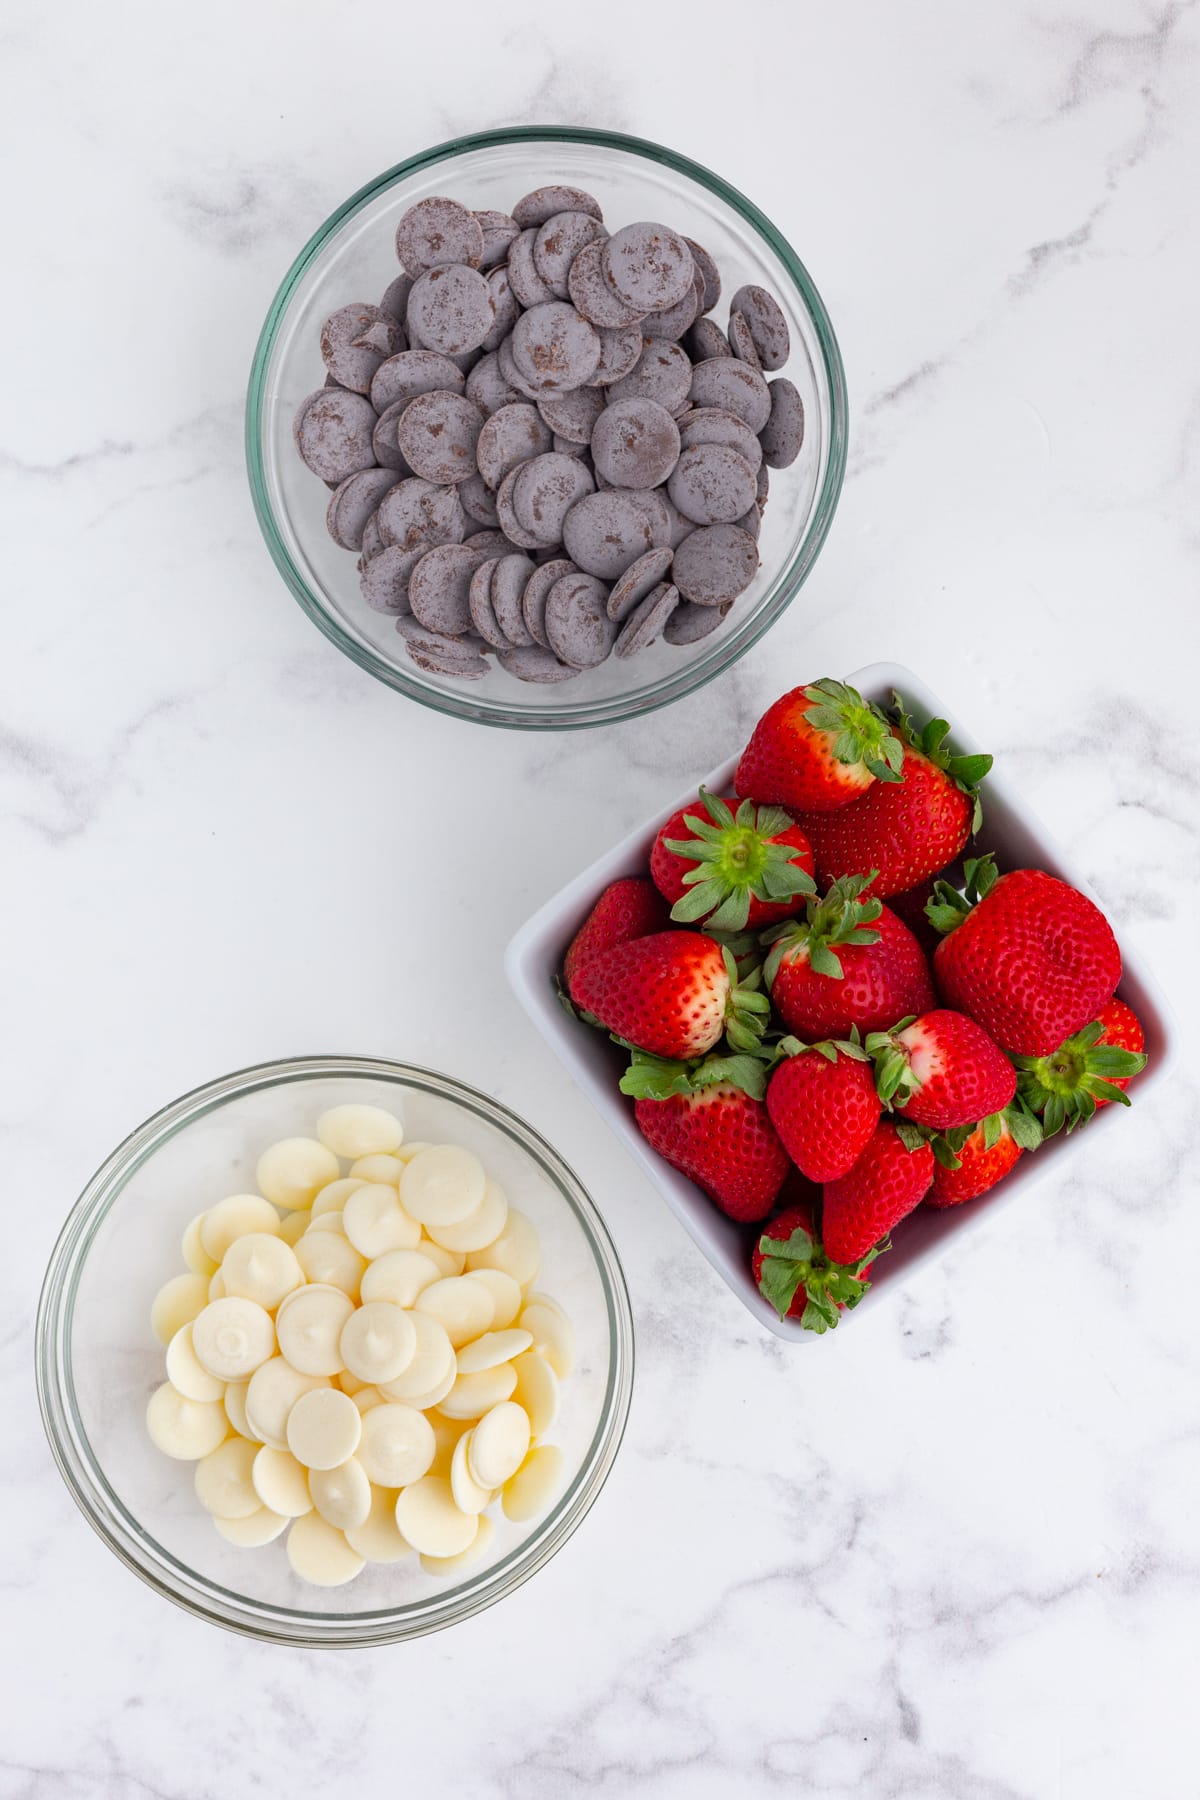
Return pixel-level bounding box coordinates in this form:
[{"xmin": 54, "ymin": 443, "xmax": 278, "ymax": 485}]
[{"xmin": 317, "ymin": 1104, "xmax": 404, "ymax": 1160}]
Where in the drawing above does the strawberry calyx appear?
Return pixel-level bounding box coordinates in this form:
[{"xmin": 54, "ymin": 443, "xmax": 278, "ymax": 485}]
[
  {"xmin": 761, "ymin": 874, "xmax": 884, "ymax": 987},
  {"xmin": 619, "ymin": 1046, "xmax": 772, "ymax": 1102},
  {"xmin": 864, "ymin": 1016, "xmax": 920, "ymax": 1108},
  {"xmin": 925, "ymin": 853, "xmax": 999, "ymax": 935},
  {"xmin": 702, "ymin": 926, "xmax": 763, "ymax": 983},
  {"xmin": 775, "ymin": 1028, "xmax": 871, "ymax": 1067},
  {"xmin": 663, "ymin": 788, "xmax": 816, "ymax": 931},
  {"xmin": 755, "ymin": 1221, "xmax": 884, "ymax": 1330},
  {"xmin": 890, "ymin": 693, "xmax": 993, "ymax": 831},
  {"xmin": 1013, "ymin": 1019, "xmax": 1148, "ymax": 1136},
  {"xmin": 894, "ymin": 1102, "xmax": 1044, "ymax": 1169},
  {"xmin": 722, "ymin": 947, "xmax": 772, "ymax": 1054},
  {"xmin": 801, "ymin": 679, "xmax": 904, "ymax": 783}
]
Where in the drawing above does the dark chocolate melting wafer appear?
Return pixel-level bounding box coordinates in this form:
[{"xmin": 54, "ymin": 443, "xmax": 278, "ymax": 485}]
[{"xmin": 394, "ymin": 196, "xmax": 484, "ymax": 275}]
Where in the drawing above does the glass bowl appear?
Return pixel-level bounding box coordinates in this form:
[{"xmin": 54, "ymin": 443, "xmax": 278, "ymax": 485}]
[
  {"xmin": 246, "ymin": 125, "xmax": 847, "ymax": 730},
  {"xmin": 36, "ymin": 1056, "xmax": 633, "ymax": 1646}
]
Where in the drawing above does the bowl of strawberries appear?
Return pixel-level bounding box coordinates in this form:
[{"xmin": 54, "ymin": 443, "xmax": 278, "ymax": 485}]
[{"xmin": 506, "ymin": 663, "xmax": 1175, "ymax": 1339}]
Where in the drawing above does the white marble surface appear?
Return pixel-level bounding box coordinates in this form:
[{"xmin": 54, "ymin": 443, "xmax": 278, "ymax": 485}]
[{"xmin": 3, "ymin": 1, "xmax": 1198, "ymax": 1794}]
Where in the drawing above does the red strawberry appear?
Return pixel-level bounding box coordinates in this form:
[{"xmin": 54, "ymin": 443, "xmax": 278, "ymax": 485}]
[
  {"xmin": 868, "ymin": 1008, "xmax": 1016, "ymax": 1131},
  {"xmin": 926, "ymin": 1113, "xmax": 1023, "ymax": 1207},
  {"xmin": 735, "ymin": 678, "xmax": 904, "ymax": 813},
  {"xmin": 929, "ymin": 857, "xmax": 1121, "ymax": 1056},
  {"xmin": 623, "ymin": 1050, "xmax": 789, "ymax": 1222},
  {"xmin": 1013, "ymin": 997, "xmax": 1147, "ymax": 1135},
  {"xmin": 1090, "ymin": 999, "xmax": 1146, "ymax": 1103},
  {"xmin": 796, "ymin": 701, "xmax": 992, "ymax": 898},
  {"xmin": 650, "ymin": 788, "xmax": 815, "ymax": 931},
  {"xmin": 752, "ymin": 1195, "xmax": 879, "ymax": 1330},
  {"xmin": 886, "ymin": 877, "xmax": 944, "ymax": 958},
  {"xmin": 564, "ymin": 878, "xmax": 669, "ymax": 998},
  {"xmin": 763, "ymin": 876, "xmax": 935, "ymax": 1041},
  {"xmin": 822, "ymin": 1120, "xmax": 934, "ymax": 1264},
  {"xmin": 570, "ymin": 932, "xmax": 768, "ymax": 1060},
  {"xmin": 766, "ymin": 1039, "xmax": 881, "ymax": 1181}
]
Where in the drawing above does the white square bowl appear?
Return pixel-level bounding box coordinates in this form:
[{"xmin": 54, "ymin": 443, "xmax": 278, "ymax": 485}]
[{"xmin": 505, "ymin": 662, "xmax": 1178, "ymax": 1340}]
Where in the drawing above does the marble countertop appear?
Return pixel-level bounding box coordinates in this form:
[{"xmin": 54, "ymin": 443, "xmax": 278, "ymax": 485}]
[{"xmin": 4, "ymin": 2, "xmax": 1198, "ymax": 1795}]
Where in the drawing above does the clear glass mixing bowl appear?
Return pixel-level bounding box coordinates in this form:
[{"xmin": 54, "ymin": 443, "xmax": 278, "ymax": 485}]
[
  {"xmin": 36, "ymin": 1056, "xmax": 633, "ymax": 1646},
  {"xmin": 247, "ymin": 126, "xmax": 847, "ymax": 729}
]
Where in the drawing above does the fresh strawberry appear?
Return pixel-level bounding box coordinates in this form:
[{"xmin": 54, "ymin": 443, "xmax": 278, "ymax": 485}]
[
  {"xmin": 925, "ymin": 1111, "xmax": 1025, "ymax": 1207},
  {"xmin": 821, "ymin": 1120, "xmax": 934, "ymax": 1264},
  {"xmin": 752, "ymin": 1196, "xmax": 879, "ymax": 1330},
  {"xmin": 886, "ymin": 876, "xmax": 944, "ymax": 957},
  {"xmin": 650, "ymin": 788, "xmax": 815, "ymax": 931},
  {"xmin": 570, "ymin": 932, "xmax": 769, "ymax": 1060},
  {"xmin": 765, "ymin": 1037, "xmax": 881, "ymax": 1181},
  {"xmin": 868, "ymin": 1008, "xmax": 1016, "ymax": 1131},
  {"xmin": 898, "ymin": 1096, "xmax": 1043, "ymax": 1194},
  {"xmin": 735, "ymin": 678, "xmax": 903, "ymax": 813},
  {"xmin": 564, "ymin": 878, "xmax": 669, "ymax": 998},
  {"xmin": 1013, "ymin": 999, "xmax": 1147, "ymax": 1135},
  {"xmin": 796, "ymin": 699, "xmax": 992, "ymax": 897},
  {"xmin": 1089, "ymin": 999, "xmax": 1146, "ymax": 1103},
  {"xmin": 622, "ymin": 1049, "xmax": 789, "ymax": 1222},
  {"xmin": 929, "ymin": 856, "xmax": 1122, "ymax": 1056},
  {"xmin": 763, "ymin": 876, "xmax": 935, "ymax": 1041}
]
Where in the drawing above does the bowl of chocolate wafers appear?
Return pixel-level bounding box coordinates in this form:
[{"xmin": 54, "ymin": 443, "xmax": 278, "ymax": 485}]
[{"xmin": 247, "ymin": 126, "xmax": 847, "ymax": 730}]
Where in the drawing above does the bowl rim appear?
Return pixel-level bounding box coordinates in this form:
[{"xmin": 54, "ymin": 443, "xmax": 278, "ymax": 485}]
[
  {"xmin": 35, "ymin": 1054, "xmax": 635, "ymax": 1646},
  {"xmin": 245, "ymin": 123, "xmax": 849, "ymax": 731}
]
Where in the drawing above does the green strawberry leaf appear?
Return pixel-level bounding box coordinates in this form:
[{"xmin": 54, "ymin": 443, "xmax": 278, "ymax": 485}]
[
  {"xmin": 1083, "ymin": 1076, "xmax": 1132, "ymax": 1107},
  {"xmin": 671, "ymin": 879, "xmax": 729, "ymax": 923},
  {"xmin": 890, "ymin": 691, "xmax": 992, "ymax": 821},
  {"xmin": 1043, "ymin": 1093, "xmax": 1067, "ymax": 1137},
  {"xmin": 1005, "ymin": 1103, "xmax": 1045, "ymax": 1151},
  {"xmin": 800, "ymin": 1293, "xmax": 839, "ymax": 1333},
  {"xmin": 1087, "ymin": 1046, "xmax": 1146, "ymax": 1077},
  {"xmin": 925, "ymin": 854, "xmax": 999, "ymax": 935},
  {"xmin": 865, "ymin": 732, "xmax": 905, "ymax": 782},
  {"xmin": 809, "ymin": 940, "xmax": 845, "ymax": 980},
  {"xmin": 621, "ymin": 1046, "xmax": 772, "ymax": 1102},
  {"xmin": 894, "ymin": 1118, "xmax": 931, "ymax": 1155},
  {"xmin": 755, "ymin": 1223, "xmax": 814, "ymax": 1318},
  {"xmin": 948, "ymin": 753, "xmax": 994, "ymax": 788},
  {"xmin": 690, "ymin": 1053, "xmax": 771, "ymax": 1100},
  {"xmin": 866, "ymin": 1029, "xmax": 917, "ymax": 1110},
  {"xmin": 618, "ymin": 1051, "xmax": 698, "ymax": 1100}
]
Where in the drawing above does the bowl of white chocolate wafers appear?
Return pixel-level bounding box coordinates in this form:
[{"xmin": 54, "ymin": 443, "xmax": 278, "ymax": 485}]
[{"xmin": 36, "ymin": 1056, "xmax": 633, "ymax": 1645}]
